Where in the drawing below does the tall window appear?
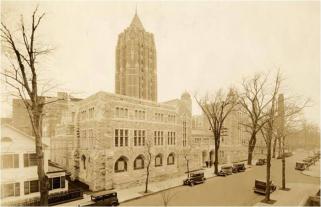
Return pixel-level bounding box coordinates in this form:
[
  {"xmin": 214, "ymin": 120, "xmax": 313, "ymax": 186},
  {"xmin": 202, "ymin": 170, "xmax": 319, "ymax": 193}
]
[
  {"xmin": 81, "ymin": 155, "xmax": 86, "ymax": 169},
  {"xmin": 1, "ymin": 183, "xmax": 20, "ymax": 198},
  {"xmin": 183, "ymin": 121, "xmax": 186, "ymax": 146},
  {"xmin": 167, "ymin": 132, "xmax": 176, "ymax": 145},
  {"xmin": 115, "ymin": 129, "xmax": 128, "ymax": 147},
  {"xmin": 1, "ymin": 154, "xmax": 19, "ymax": 169},
  {"xmin": 154, "ymin": 131, "xmax": 164, "ymax": 146},
  {"xmin": 24, "ymin": 153, "xmax": 37, "ymax": 167}
]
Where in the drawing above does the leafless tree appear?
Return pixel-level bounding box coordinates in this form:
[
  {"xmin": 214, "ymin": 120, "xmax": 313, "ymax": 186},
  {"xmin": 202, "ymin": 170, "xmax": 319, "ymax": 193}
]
[
  {"xmin": 277, "ymin": 95, "xmax": 309, "ymax": 190},
  {"xmin": 239, "ymin": 73, "xmax": 277, "ymax": 165},
  {"xmin": 195, "ymin": 88, "xmax": 238, "ymax": 174},
  {"xmin": 182, "ymin": 146, "xmax": 192, "ymax": 178},
  {"xmin": 160, "ymin": 188, "xmax": 178, "ymax": 207},
  {"xmin": 144, "ymin": 139, "xmax": 153, "ymax": 194},
  {"xmin": 1, "ymin": 7, "xmax": 58, "ymax": 205},
  {"xmin": 259, "ymin": 71, "xmax": 282, "ymax": 202}
]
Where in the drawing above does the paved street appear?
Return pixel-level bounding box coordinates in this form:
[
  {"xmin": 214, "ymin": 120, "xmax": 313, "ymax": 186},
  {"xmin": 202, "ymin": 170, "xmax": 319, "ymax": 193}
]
[{"xmin": 122, "ymin": 151, "xmax": 320, "ymax": 206}]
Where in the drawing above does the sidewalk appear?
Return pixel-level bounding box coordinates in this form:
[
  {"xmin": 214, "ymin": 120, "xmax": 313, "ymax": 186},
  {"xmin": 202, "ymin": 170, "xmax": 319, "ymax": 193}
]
[
  {"xmin": 254, "ymin": 183, "xmax": 320, "ymax": 206},
  {"xmin": 56, "ymin": 164, "xmax": 227, "ymax": 206},
  {"xmin": 302, "ymin": 161, "xmax": 320, "ymax": 178}
]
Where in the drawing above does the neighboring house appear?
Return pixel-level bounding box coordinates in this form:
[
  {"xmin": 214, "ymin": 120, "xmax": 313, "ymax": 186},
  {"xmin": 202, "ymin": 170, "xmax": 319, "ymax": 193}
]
[{"xmin": 0, "ymin": 124, "xmax": 68, "ymax": 205}]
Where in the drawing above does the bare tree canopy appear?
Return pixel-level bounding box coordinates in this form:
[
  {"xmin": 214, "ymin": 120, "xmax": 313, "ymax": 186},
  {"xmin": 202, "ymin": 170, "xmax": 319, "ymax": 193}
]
[
  {"xmin": 1, "ymin": 6, "xmax": 53, "ymax": 205},
  {"xmin": 239, "ymin": 72, "xmax": 282, "ymax": 165},
  {"xmin": 195, "ymin": 88, "xmax": 238, "ymax": 174}
]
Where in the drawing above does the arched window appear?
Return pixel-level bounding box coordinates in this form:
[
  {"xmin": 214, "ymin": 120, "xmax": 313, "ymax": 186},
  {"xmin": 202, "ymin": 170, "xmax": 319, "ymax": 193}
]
[
  {"xmin": 81, "ymin": 155, "xmax": 86, "ymax": 169},
  {"xmin": 134, "ymin": 155, "xmax": 144, "ymax": 170},
  {"xmin": 1, "ymin": 137, "xmax": 12, "ymax": 142},
  {"xmin": 114, "ymin": 156, "xmax": 128, "ymax": 173},
  {"xmin": 155, "ymin": 154, "xmax": 163, "ymax": 167},
  {"xmin": 167, "ymin": 153, "xmax": 175, "ymax": 165}
]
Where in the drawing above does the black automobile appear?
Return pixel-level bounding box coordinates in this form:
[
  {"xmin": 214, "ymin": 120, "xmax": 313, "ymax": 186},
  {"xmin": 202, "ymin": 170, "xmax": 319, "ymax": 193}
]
[
  {"xmin": 89, "ymin": 191, "xmax": 119, "ymax": 206},
  {"xmin": 256, "ymin": 159, "xmax": 266, "ymax": 166},
  {"xmin": 295, "ymin": 162, "xmax": 306, "ymax": 171},
  {"xmin": 183, "ymin": 170, "xmax": 206, "ymax": 186},
  {"xmin": 253, "ymin": 179, "xmax": 277, "ymax": 195},
  {"xmin": 232, "ymin": 163, "xmax": 246, "ymax": 173},
  {"xmin": 217, "ymin": 165, "xmax": 233, "ymax": 176}
]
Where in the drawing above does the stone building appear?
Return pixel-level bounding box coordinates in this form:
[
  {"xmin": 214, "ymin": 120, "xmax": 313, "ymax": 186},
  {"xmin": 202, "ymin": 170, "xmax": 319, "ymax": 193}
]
[
  {"xmin": 52, "ymin": 91, "xmax": 192, "ymax": 191},
  {"xmin": 50, "ymin": 12, "xmax": 252, "ymax": 192}
]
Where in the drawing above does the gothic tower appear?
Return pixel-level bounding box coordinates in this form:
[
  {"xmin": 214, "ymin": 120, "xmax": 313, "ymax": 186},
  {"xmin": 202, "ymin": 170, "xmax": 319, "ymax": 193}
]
[{"xmin": 115, "ymin": 12, "xmax": 157, "ymax": 101}]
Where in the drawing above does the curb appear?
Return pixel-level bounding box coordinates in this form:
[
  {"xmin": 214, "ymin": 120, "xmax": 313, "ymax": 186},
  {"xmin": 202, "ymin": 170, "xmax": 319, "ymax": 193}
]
[
  {"xmin": 120, "ymin": 173, "xmax": 218, "ymax": 204},
  {"xmin": 119, "ymin": 184, "xmax": 182, "ymax": 204}
]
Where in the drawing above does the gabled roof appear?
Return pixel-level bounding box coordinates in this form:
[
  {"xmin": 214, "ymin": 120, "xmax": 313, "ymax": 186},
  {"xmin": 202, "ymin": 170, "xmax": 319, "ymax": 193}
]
[
  {"xmin": 129, "ymin": 13, "xmax": 145, "ymax": 30},
  {"xmin": 1, "ymin": 123, "xmax": 48, "ymax": 148}
]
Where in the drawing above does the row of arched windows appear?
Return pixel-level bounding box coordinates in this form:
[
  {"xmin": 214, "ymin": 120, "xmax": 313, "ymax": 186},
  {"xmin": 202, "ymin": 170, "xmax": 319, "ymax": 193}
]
[{"xmin": 114, "ymin": 153, "xmax": 175, "ymax": 173}]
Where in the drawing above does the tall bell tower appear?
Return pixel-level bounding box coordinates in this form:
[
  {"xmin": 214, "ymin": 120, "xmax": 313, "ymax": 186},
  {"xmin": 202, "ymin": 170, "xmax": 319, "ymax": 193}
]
[{"xmin": 115, "ymin": 12, "xmax": 157, "ymax": 102}]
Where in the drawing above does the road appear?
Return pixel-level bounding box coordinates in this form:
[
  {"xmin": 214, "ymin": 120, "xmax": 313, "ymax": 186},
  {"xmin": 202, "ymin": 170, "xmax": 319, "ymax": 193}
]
[{"xmin": 122, "ymin": 150, "xmax": 320, "ymax": 206}]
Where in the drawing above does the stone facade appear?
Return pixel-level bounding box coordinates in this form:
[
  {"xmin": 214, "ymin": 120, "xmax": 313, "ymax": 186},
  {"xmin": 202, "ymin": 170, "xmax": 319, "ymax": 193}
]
[{"xmin": 52, "ymin": 91, "xmax": 192, "ymax": 191}]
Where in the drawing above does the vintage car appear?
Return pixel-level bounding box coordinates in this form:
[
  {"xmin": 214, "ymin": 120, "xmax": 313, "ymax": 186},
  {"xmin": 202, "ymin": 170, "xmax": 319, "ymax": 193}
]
[
  {"xmin": 303, "ymin": 158, "xmax": 314, "ymax": 167},
  {"xmin": 183, "ymin": 170, "xmax": 206, "ymax": 186},
  {"xmin": 217, "ymin": 165, "xmax": 233, "ymax": 176},
  {"xmin": 253, "ymin": 179, "xmax": 277, "ymax": 195},
  {"xmin": 256, "ymin": 159, "xmax": 266, "ymax": 166},
  {"xmin": 89, "ymin": 191, "xmax": 119, "ymax": 206},
  {"xmin": 232, "ymin": 163, "xmax": 246, "ymax": 173},
  {"xmin": 295, "ymin": 162, "xmax": 306, "ymax": 171}
]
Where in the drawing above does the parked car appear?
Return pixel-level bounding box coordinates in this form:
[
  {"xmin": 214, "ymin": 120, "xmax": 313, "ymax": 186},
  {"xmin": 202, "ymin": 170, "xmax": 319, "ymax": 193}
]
[
  {"xmin": 232, "ymin": 163, "xmax": 246, "ymax": 173},
  {"xmin": 217, "ymin": 165, "xmax": 233, "ymax": 176},
  {"xmin": 89, "ymin": 191, "xmax": 119, "ymax": 206},
  {"xmin": 295, "ymin": 162, "xmax": 306, "ymax": 171},
  {"xmin": 183, "ymin": 170, "xmax": 206, "ymax": 186},
  {"xmin": 303, "ymin": 158, "xmax": 314, "ymax": 167},
  {"xmin": 253, "ymin": 179, "xmax": 277, "ymax": 195},
  {"xmin": 256, "ymin": 159, "xmax": 266, "ymax": 166}
]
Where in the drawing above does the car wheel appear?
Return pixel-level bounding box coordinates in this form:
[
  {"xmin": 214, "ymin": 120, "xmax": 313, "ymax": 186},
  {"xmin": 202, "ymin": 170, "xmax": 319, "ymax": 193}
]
[
  {"xmin": 111, "ymin": 202, "xmax": 118, "ymax": 207},
  {"xmin": 190, "ymin": 182, "xmax": 194, "ymax": 187}
]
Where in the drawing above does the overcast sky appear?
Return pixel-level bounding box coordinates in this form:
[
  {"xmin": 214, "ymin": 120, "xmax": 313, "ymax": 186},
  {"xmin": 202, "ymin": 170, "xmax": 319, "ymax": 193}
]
[{"xmin": 1, "ymin": 0, "xmax": 320, "ymax": 125}]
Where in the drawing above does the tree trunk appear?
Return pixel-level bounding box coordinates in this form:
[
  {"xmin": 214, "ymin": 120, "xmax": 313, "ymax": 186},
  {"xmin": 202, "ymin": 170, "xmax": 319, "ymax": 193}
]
[
  {"xmin": 278, "ymin": 137, "xmax": 282, "ymax": 156},
  {"xmin": 33, "ymin": 106, "xmax": 49, "ymax": 206},
  {"xmin": 145, "ymin": 163, "xmax": 150, "ymax": 193},
  {"xmin": 282, "ymin": 136, "xmax": 286, "ymax": 189},
  {"xmin": 186, "ymin": 159, "xmax": 190, "ymax": 178},
  {"xmin": 272, "ymin": 136, "xmax": 277, "ymax": 158},
  {"xmin": 214, "ymin": 144, "xmax": 219, "ymax": 174},
  {"xmin": 265, "ymin": 132, "xmax": 272, "ymax": 202},
  {"xmin": 247, "ymin": 133, "xmax": 256, "ymax": 165}
]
